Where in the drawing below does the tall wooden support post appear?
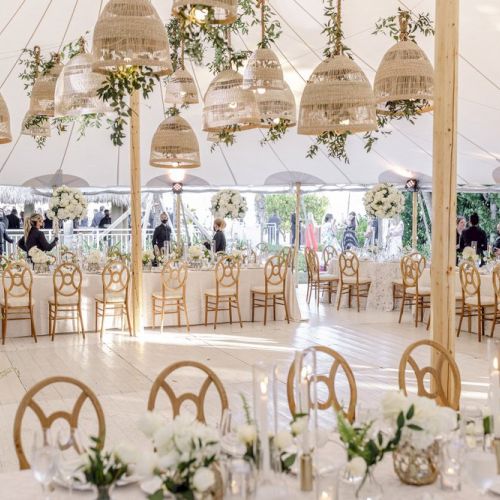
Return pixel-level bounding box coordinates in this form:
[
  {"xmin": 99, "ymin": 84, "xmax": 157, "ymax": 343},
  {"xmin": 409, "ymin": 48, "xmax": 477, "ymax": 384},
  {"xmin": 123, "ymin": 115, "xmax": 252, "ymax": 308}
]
[
  {"xmin": 412, "ymin": 191, "xmax": 418, "ymax": 249},
  {"xmin": 293, "ymin": 182, "xmax": 301, "ymax": 272},
  {"xmin": 431, "ymin": 0, "xmax": 459, "ymax": 401},
  {"xmin": 176, "ymin": 192, "xmax": 182, "ymax": 243},
  {"xmin": 129, "ymin": 89, "xmax": 143, "ymax": 335}
]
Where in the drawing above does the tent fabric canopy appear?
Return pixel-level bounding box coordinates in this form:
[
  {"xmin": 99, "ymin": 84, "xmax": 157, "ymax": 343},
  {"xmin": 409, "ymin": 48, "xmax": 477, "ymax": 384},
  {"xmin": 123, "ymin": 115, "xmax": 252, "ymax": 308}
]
[{"xmin": 0, "ymin": 1, "xmax": 497, "ymax": 190}]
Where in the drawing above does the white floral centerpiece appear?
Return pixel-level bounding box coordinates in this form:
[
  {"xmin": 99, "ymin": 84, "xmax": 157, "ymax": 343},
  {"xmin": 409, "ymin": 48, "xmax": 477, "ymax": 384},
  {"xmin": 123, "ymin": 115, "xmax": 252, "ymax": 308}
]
[
  {"xmin": 47, "ymin": 185, "xmax": 88, "ymax": 224},
  {"xmin": 137, "ymin": 413, "xmax": 220, "ymax": 499},
  {"xmin": 462, "ymin": 246, "xmax": 477, "ymax": 263},
  {"xmin": 188, "ymin": 245, "xmax": 204, "ymax": 261},
  {"xmin": 29, "ymin": 247, "xmax": 55, "ymax": 273},
  {"xmin": 211, "ymin": 190, "xmax": 247, "ymax": 220},
  {"xmin": 86, "ymin": 249, "xmax": 102, "ymax": 272},
  {"xmin": 142, "ymin": 250, "xmax": 155, "ymax": 270},
  {"xmin": 363, "ymin": 183, "xmax": 405, "ymax": 219}
]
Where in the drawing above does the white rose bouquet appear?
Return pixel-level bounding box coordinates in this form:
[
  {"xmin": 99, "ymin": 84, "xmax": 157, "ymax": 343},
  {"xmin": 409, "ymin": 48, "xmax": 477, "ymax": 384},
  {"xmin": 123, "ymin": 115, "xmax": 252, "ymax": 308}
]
[
  {"xmin": 462, "ymin": 246, "xmax": 476, "ymax": 262},
  {"xmin": 142, "ymin": 249, "xmax": 155, "ymax": 265},
  {"xmin": 28, "ymin": 247, "xmax": 55, "ymax": 265},
  {"xmin": 86, "ymin": 250, "xmax": 102, "ymax": 266},
  {"xmin": 188, "ymin": 245, "xmax": 204, "ymax": 260},
  {"xmin": 47, "ymin": 185, "xmax": 88, "ymax": 222},
  {"xmin": 211, "ymin": 190, "xmax": 248, "ymax": 220},
  {"xmin": 363, "ymin": 183, "xmax": 405, "ymax": 219},
  {"xmin": 137, "ymin": 413, "xmax": 220, "ymax": 499}
]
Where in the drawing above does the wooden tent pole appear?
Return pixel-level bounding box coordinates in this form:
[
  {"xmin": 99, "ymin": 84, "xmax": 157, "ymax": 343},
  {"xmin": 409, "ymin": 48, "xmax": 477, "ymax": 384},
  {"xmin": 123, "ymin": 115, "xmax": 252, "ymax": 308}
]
[
  {"xmin": 412, "ymin": 191, "xmax": 418, "ymax": 249},
  {"xmin": 129, "ymin": 88, "xmax": 143, "ymax": 335},
  {"xmin": 293, "ymin": 182, "xmax": 301, "ymax": 270},
  {"xmin": 176, "ymin": 192, "xmax": 182, "ymax": 243},
  {"xmin": 431, "ymin": 0, "xmax": 459, "ymax": 401}
]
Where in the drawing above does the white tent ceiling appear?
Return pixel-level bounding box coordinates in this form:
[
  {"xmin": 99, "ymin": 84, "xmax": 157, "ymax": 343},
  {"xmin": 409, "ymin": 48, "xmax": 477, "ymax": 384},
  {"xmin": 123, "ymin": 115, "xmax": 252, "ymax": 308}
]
[{"xmin": 0, "ymin": 0, "xmax": 498, "ymax": 190}]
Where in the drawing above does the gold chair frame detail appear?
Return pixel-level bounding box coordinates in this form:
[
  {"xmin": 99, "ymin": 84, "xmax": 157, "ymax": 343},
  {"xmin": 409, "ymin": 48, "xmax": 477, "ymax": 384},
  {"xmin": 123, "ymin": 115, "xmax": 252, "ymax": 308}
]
[
  {"xmin": 304, "ymin": 248, "xmax": 338, "ymax": 307},
  {"xmin": 336, "ymin": 251, "xmax": 371, "ymax": 312}
]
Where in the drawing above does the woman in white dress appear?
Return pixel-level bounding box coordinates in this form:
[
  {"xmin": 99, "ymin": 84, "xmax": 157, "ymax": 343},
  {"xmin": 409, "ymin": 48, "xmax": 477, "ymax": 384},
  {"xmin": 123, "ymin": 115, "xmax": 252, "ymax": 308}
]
[{"xmin": 387, "ymin": 217, "xmax": 404, "ymax": 258}]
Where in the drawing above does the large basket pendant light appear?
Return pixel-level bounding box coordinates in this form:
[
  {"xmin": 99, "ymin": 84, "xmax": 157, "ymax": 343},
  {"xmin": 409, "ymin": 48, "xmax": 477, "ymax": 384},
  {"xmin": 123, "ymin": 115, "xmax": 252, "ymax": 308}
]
[
  {"xmin": 256, "ymin": 82, "xmax": 296, "ymax": 128},
  {"xmin": 203, "ymin": 69, "xmax": 259, "ymax": 132},
  {"xmin": 172, "ymin": 0, "xmax": 237, "ymax": 25},
  {"xmin": 150, "ymin": 114, "xmax": 200, "ymax": 169},
  {"xmin": 92, "ymin": 0, "xmax": 172, "ymax": 76},
  {"xmin": 21, "ymin": 112, "xmax": 51, "ymax": 138},
  {"xmin": 29, "ymin": 58, "xmax": 64, "ymax": 118},
  {"xmin": 55, "ymin": 42, "xmax": 111, "ymax": 117},
  {"xmin": 164, "ymin": 68, "xmax": 199, "ymax": 105},
  {"xmin": 298, "ymin": 0, "xmax": 376, "ymax": 135},
  {"xmin": 374, "ymin": 12, "xmax": 433, "ymax": 109},
  {"xmin": 0, "ymin": 94, "xmax": 12, "ymax": 144}
]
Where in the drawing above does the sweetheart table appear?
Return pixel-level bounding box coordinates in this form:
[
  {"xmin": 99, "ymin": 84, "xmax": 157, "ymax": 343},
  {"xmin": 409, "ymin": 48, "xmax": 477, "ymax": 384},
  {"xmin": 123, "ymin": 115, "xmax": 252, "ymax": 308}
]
[{"xmin": 0, "ymin": 268, "xmax": 301, "ymax": 338}]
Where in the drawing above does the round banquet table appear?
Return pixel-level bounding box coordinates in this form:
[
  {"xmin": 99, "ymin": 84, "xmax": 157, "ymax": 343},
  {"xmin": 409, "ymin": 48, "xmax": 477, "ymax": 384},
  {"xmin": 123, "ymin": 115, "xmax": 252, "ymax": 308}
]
[
  {"xmin": 0, "ymin": 267, "xmax": 301, "ymax": 338},
  {"xmin": 328, "ymin": 259, "xmax": 401, "ymax": 312},
  {"xmin": 421, "ymin": 267, "xmax": 496, "ymax": 297}
]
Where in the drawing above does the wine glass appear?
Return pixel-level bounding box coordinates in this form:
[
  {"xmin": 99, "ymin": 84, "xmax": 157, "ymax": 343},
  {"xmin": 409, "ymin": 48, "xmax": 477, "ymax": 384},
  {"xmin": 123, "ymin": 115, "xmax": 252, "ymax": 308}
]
[
  {"xmin": 32, "ymin": 432, "xmax": 59, "ymax": 499},
  {"xmin": 464, "ymin": 449, "xmax": 497, "ymax": 494},
  {"xmin": 56, "ymin": 428, "xmax": 85, "ymax": 495}
]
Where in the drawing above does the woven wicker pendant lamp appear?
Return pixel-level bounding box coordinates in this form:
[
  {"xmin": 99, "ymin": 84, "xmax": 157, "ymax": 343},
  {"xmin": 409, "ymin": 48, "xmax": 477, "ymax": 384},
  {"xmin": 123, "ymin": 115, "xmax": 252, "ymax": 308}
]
[
  {"xmin": 297, "ymin": 0, "xmax": 376, "ymax": 135},
  {"xmin": 55, "ymin": 39, "xmax": 110, "ymax": 117},
  {"xmin": 92, "ymin": 0, "xmax": 172, "ymax": 76},
  {"xmin": 29, "ymin": 48, "xmax": 63, "ymax": 118},
  {"xmin": 21, "ymin": 112, "xmax": 51, "ymax": 138},
  {"xmin": 243, "ymin": 1, "xmax": 284, "ymax": 92},
  {"xmin": 203, "ymin": 69, "xmax": 259, "ymax": 132},
  {"xmin": 164, "ymin": 68, "xmax": 199, "ymax": 105},
  {"xmin": 0, "ymin": 94, "xmax": 12, "ymax": 144},
  {"xmin": 256, "ymin": 82, "xmax": 296, "ymax": 128},
  {"xmin": 374, "ymin": 11, "xmax": 433, "ymax": 110},
  {"xmin": 150, "ymin": 114, "xmax": 200, "ymax": 169},
  {"xmin": 172, "ymin": 0, "xmax": 237, "ymax": 25}
]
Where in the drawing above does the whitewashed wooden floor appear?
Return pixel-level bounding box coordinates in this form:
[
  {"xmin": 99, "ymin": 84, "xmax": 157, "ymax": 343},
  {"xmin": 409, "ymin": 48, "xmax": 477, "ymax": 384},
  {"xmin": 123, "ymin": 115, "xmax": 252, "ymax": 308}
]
[{"xmin": 0, "ymin": 286, "xmax": 490, "ymax": 473}]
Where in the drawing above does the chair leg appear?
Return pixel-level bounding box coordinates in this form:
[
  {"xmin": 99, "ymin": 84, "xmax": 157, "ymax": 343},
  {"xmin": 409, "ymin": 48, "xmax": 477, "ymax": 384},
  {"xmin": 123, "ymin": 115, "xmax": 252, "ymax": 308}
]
[
  {"xmin": 251, "ymin": 292, "xmax": 255, "ymax": 322},
  {"xmin": 348, "ymin": 286, "xmax": 352, "ymax": 309},
  {"xmin": 263, "ymin": 295, "xmax": 268, "ymax": 326},
  {"xmin": 100, "ymin": 304, "xmax": 106, "ymax": 338},
  {"xmin": 283, "ymin": 294, "xmax": 290, "ymax": 324},
  {"xmin": 236, "ymin": 298, "xmax": 243, "ymax": 328},
  {"xmin": 228, "ymin": 297, "xmax": 233, "ymax": 325},
  {"xmin": 457, "ymin": 304, "xmax": 465, "ymax": 337},
  {"xmin": 478, "ymin": 307, "xmax": 483, "ymax": 342},
  {"xmin": 336, "ymin": 285, "xmax": 343, "ymax": 311},
  {"xmin": 414, "ymin": 295, "xmax": 419, "ymax": 328},
  {"xmin": 152, "ymin": 299, "xmax": 156, "ymax": 330},
  {"xmin": 78, "ymin": 305, "xmax": 85, "ymax": 339},
  {"xmin": 491, "ymin": 312, "xmax": 497, "ymax": 337},
  {"xmin": 177, "ymin": 300, "xmax": 181, "ymax": 327},
  {"xmin": 125, "ymin": 303, "xmax": 132, "ymax": 335},
  {"xmin": 316, "ymin": 282, "xmax": 320, "ymax": 308},
  {"xmin": 356, "ymin": 285, "xmax": 360, "ymax": 312},
  {"xmin": 1, "ymin": 307, "xmax": 6, "ymax": 345},
  {"xmin": 214, "ymin": 298, "xmax": 219, "ymax": 330},
  {"xmin": 273, "ymin": 295, "xmax": 276, "ymax": 320},
  {"xmin": 95, "ymin": 302, "xmax": 98, "ymax": 333},
  {"xmin": 51, "ymin": 306, "xmax": 56, "ymax": 341},
  {"xmin": 183, "ymin": 300, "xmax": 190, "ymax": 332},
  {"xmin": 204, "ymin": 295, "xmax": 208, "ymax": 327},
  {"xmin": 30, "ymin": 306, "xmax": 37, "ymax": 343}
]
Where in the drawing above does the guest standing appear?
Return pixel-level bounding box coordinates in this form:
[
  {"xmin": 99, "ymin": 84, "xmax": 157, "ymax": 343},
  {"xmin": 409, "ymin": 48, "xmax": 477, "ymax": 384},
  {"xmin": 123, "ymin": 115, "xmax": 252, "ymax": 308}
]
[
  {"xmin": 92, "ymin": 206, "xmax": 105, "ymax": 227},
  {"xmin": 305, "ymin": 212, "xmax": 318, "ymax": 251},
  {"xmin": 268, "ymin": 213, "xmax": 281, "ymax": 245},
  {"xmin": 456, "ymin": 216, "xmax": 466, "ymax": 251},
  {"xmin": 17, "ymin": 213, "xmax": 58, "ymax": 253},
  {"xmin": 6, "ymin": 208, "xmax": 20, "ymax": 229},
  {"xmin": 342, "ymin": 212, "xmax": 359, "ymax": 250},
  {"xmin": 0, "ymin": 212, "xmax": 13, "ymax": 255},
  {"xmin": 98, "ymin": 209, "xmax": 112, "ymax": 229},
  {"xmin": 205, "ymin": 218, "xmax": 226, "ymax": 253},
  {"xmin": 152, "ymin": 212, "xmax": 172, "ymax": 253},
  {"xmin": 460, "ymin": 212, "xmax": 488, "ymax": 263}
]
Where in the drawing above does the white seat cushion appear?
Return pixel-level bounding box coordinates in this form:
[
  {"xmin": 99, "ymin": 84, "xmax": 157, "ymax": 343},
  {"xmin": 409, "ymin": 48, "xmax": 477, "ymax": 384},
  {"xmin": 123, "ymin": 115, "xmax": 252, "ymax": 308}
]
[
  {"xmin": 152, "ymin": 291, "xmax": 183, "ymax": 300},
  {"xmin": 95, "ymin": 292, "xmax": 126, "ymax": 303},
  {"xmin": 465, "ymin": 295, "xmax": 495, "ymax": 306},
  {"xmin": 204, "ymin": 288, "xmax": 237, "ymax": 297},
  {"xmin": 319, "ymin": 274, "xmax": 338, "ymax": 282},
  {"xmin": 405, "ymin": 286, "xmax": 431, "ymax": 296},
  {"xmin": 0, "ymin": 296, "xmax": 33, "ymax": 307},
  {"xmin": 341, "ymin": 276, "xmax": 370, "ymax": 285},
  {"xmin": 251, "ymin": 285, "xmax": 283, "ymax": 294},
  {"xmin": 49, "ymin": 295, "xmax": 80, "ymax": 305}
]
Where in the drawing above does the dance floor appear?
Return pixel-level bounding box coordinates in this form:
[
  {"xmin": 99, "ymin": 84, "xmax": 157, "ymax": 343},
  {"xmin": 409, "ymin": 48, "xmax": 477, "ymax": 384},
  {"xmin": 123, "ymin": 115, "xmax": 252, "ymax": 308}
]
[{"xmin": 0, "ymin": 286, "xmax": 490, "ymax": 473}]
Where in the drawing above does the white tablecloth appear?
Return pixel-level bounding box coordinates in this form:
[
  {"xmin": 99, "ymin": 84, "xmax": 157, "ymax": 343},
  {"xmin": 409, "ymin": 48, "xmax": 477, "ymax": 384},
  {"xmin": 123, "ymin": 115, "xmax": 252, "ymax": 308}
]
[
  {"xmin": 328, "ymin": 259, "xmax": 401, "ymax": 312},
  {"xmin": 0, "ymin": 268, "xmax": 301, "ymax": 338},
  {"xmin": 421, "ymin": 268, "xmax": 495, "ymax": 297}
]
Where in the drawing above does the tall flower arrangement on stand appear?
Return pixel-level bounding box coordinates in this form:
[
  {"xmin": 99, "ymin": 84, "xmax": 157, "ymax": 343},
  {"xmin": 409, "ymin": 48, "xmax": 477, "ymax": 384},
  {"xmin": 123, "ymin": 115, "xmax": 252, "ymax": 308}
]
[
  {"xmin": 210, "ymin": 190, "xmax": 248, "ymax": 220},
  {"xmin": 363, "ymin": 183, "xmax": 405, "ymax": 219},
  {"xmin": 47, "ymin": 185, "xmax": 88, "ymax": 235}
]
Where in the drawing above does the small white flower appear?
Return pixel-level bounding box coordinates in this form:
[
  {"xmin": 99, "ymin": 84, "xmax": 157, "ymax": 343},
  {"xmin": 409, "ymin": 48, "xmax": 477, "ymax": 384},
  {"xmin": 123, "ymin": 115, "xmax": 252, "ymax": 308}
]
[
  {"xmin": 290, "ymin": 416, "xmax": 308, "ymax": 437},
  {"xmin": 346, "ymin": 456, "xmax": 367, "ymax": 478},
  {"xmin": 274, "ymin": 430, "xmax": 293, "ymax": 450},
  {"xmin": 192, "ymin": 467, "xmax": 215, "ymax": 492},
  {"xmin": 113, "ymin": 442, "xmax": 138, "ymax": 464},
  {"xmin": 137, "ymin": 411, "xmax": 164, "ymax": 438},
  {"xmin": 237, "ymin": 424, "xmax": 257, "ymax": 445},
  {"xmin": 135, "ymin": 450, "xmax": 159, "ymax": 477}
]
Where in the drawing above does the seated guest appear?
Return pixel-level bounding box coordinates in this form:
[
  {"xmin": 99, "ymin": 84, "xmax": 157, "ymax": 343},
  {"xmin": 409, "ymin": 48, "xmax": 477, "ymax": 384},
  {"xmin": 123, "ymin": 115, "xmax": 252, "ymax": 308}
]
[
  {"xmin": 460, "ymin": 212, "xmax": 488, "ymax": 264},
  {"xmin": 152, "ymin": 212, "xmax": 172, "ymax": 256},
  {"xmin": 18, "ymin": 213, "xmax": 58, "ymax": 253},
  {"xmin": 204, "ymin": 218, "xmax": 226, "ymax": 253}
]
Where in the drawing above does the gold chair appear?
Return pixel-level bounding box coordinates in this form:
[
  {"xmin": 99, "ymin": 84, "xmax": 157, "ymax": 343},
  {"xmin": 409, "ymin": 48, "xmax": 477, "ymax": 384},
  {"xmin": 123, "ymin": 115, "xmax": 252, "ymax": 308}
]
[
  {"xmin": 305, "ymin": 247, "xmax": 338, "ymax": 306},
  {"xmin": 13, "ymin": 375, "xmax": 105, "ymax": 469},
  {"xmin": 398, "ymin": 253, "xmax": 431, "ymax": 327},
  {"xmin": 491, "ymin": 264, "xmax": 500, "ymax": 338},
  {"xmin": 251, "ymin": 255, "xmax": 290, "ymax": 325},
  {"xmin": 147, "ymin": 361, "xmax": 229, "ymax": 425},
  {"xmin": 322, "ymin": 244, "xmax": 337, "ymax": 271},
  {"xmin": 152, "ymin": 260, "xmax": 189, "ymax": 332},
  {"xmin": 1, "ymin": 260, "xmax": 37, "ymax": 344},
  {"xmin": 336, "ymin": 251, "xmax": 371, "ymax": 312},
  {"xmin": 95, "ymin": 259, "xmax": 132, "ymax": 337},
  {"xmin": 398, "ymin": 339, "xmax": 461, "ymax": 410},
  {"xmin": 287, "ymin": 346, "xmax": 357, "ymax": 423},
  {"xmin": 457, "ymin": 261, "xmax": 495, "ymax": 342},
  {"xmin": 204, "ymin": 257, "xmax": 243, "ymax": 329},
  {"xmin": 48, "ymin": 262, "xmax": 85, "ymax": 340}
]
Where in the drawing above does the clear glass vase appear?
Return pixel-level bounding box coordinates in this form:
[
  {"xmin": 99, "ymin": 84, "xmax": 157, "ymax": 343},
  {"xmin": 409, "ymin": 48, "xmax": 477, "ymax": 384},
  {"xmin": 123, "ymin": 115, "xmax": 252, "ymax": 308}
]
[
  {"xmin": 93, "ymin": 483, "xmax": 115, "ymax": 500},
  {"xmin": 336, "ymin": 467, "xmax": 383, "ymax": 500},
  {"xmin": 356, "ymin": 470, "xmax": 383, "ymax": 500}
]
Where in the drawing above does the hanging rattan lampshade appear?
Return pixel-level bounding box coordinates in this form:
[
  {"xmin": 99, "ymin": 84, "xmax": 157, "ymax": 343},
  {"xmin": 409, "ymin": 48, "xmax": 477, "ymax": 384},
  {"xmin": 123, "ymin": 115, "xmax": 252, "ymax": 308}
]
[
  {"xmin": 203, "ymin": 69, "xmax": 259, "ymax": 132},
  {"xmin": 374, "ymin": 40, "xmax": 434, "ymax": 106},
  {"xmin": 298, "ymin": 55, "xmax": 377, "ymax": 135},
  {"xmin": 256, "ymin": 82, "xmax": 296, "ymax": 128},
  {"xmin": 171, "ymin": 0, "xmax": 237, "ymax": 25},
  {"xmin": 164, "ymin": 68, "xmax": 199, "ymax": 105},
  {"xmin": 21, "ymin": 112, "xmax": 51, "ymax": 138},
  {"xmin": 0, "ymin": 94, "xmax": 12, "ymax": 144},
  {"xmin": 55, "ymin": 52, "xmax": 111, "ymax": 117},
  {"xmin": 29, "ymin": 62, "xmax": 64, "ymax": 117},
  {"xmin": 92, "ymin": 0, "xmax": 172, "ymax": 76},
  {"xmin": 207, "ymin": 131, "xmax": 218, "ymax": 142},
  {"xmin": 243, "ymin": 48, "xmax": 284, "ymax": 92},
  {"xmin": 150, "ymin": 114, "xmax": 200, "ymax": 169}
]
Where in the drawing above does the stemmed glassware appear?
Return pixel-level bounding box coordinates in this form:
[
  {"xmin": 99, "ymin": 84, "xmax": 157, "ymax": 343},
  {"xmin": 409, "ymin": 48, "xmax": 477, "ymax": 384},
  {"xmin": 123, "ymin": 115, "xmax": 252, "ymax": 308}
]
[{"xmin": 31, "ymin": 430, "xmax": 59, "ymax": 499}]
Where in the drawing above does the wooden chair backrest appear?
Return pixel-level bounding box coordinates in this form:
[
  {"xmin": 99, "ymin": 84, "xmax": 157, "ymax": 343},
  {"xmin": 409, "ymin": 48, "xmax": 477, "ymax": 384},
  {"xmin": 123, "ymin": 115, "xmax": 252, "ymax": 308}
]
[
  {"xmin": 2, "ymin": 260, "xmax": 32, "ymax": 306},
  {"xmin": 398, "ymin": 339, "xmax": 461, "ymax": 410},
  {"xmin": 13, "ymin": 376, "xmax": 105, "ymax": 470},
  {"xmin": 147, "ymin": 361, "xmax": 229, "ymax": 425},
  {"xmin": 459, "ymin": 261, "xmax": 481, "ymax": 300},
  {"xmin": 161, "ymin": 260, "xmax": 188, "ymax": 294},
  {"xmin": 287, "ymin": 346, "xmax": 357, "ymax": 423},
  {"xmin": 401, "ymin": 253, "xmax": 426, "ymax": 289},
  {"xmin": 101, "ymin": 259, "xmax": 130, "ymax": 299},
  {"xmin": 215, "ymin": 258, "xmax": 240, "ymax": 292},
  {"xmin": 53, "ymin": 262, "xmax": 82, "ymax": 303},
  {"xmin": 339, "ymin": 251, "xmax": 359, "ymax": 280},
  {"xmin": 493, "ymin": 264, "xmax": 500, "ymax": 304},
  {"xmin": 322, "ymin": 245, "xmax": 337, "ymax": 269},
  {"xmin": 264, "ymin": 255, "xmax": 287, "ymax": 292}
]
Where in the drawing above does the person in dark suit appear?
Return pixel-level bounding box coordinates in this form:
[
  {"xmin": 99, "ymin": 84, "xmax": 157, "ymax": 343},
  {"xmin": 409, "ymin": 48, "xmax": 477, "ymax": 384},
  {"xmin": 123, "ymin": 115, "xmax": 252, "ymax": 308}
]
[
  {"xmin": 17, "ymin": 213, "xmax": 58, "ymax": 254},
  {"xmin": 98, "ymin": 210, "xmax": 112, "ymax": 229},
  {"xmin": 204, "ymin": 218, "xmax": 226, "ymax": 253},
  {"xmin": 152, "ymin": 212, "xmax": 172, "ymax": 255},
  {"xmin": 0, "ymin": 213, "xmax": 13, "ymax": 255},
  {"xmin": 6, "ymin": 208, "xmax": 20, "ymax": 229},
  {"xmin": 460, "ymin": 212, "xmax": 488, "ymax": 264}
]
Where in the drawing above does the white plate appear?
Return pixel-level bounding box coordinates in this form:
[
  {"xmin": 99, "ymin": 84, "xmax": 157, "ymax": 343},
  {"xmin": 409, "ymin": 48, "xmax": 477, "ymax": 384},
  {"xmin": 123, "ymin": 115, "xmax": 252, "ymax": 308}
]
[
  {"xmin": 54, "ymin": 474, "xmax": 141, "ymax": 491},
  {"xmin": 140, "ymin": 477, "xmax": 164, "ymax": 495}
]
